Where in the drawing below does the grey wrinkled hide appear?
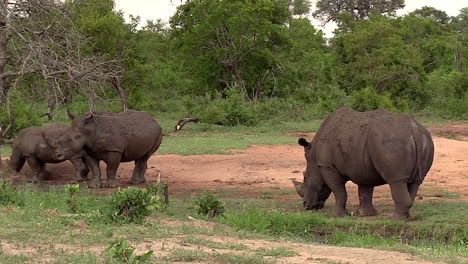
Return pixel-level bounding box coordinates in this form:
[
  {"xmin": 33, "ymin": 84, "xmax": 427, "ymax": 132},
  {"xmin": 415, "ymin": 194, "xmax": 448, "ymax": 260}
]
[
  {"xmin": 9, "ymin": 125, "xmax": 89, "ymax": 183},
  {"xmin": 297, "ymin": 107, "xmax": 434, "ymax": 220},
  {"xmin": 59, "ymin": 110, "xmax": 163, "ymax": 188}
]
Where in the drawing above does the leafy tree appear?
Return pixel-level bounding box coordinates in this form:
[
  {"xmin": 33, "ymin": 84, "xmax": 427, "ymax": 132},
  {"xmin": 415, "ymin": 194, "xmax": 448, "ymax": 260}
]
[
  {"xmin": 409, "ymin": 6, "xmax": 450, "ymax": 24},
  {"xmin": 333, "ymin": 14, "xmax": 428, "ymax": 107},
  {"xmin": 314, "ymin": 0, "xmax": 405, "ymax": 23},
  {"xmin": 170, "ymin": 0, "xmax": 291, "ymax": 101}
]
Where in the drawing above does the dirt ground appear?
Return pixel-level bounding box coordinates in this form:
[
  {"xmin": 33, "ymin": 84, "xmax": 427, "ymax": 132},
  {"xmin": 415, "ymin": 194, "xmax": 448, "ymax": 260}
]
[
  {"xmin": 2, "ymin": 122, "xmax": 467, "ymax": 203},
  {"xmin": 0, "ymin": 122, "xmax": 467, "ymax": 264}
]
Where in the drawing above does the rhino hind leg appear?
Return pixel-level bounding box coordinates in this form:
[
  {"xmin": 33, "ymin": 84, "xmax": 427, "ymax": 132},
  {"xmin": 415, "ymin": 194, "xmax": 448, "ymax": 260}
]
[
  {"xmin": 26, "ymin": 157, "xmax": 48, "ymax": 182},
  {"xmin": 130, "ymin": 156, "xmax": 149, "ymax": 185},
  {"xmin": 389, "ymin": 182, "xmax": 414, "ymax": 221},
  {"xmin": 357, "ymin": 185, "xmax": 377, "ymax": 216}
]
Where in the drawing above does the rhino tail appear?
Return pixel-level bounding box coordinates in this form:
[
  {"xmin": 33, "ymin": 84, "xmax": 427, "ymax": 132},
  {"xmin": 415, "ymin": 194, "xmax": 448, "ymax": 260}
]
[{"xmin": 410, "ymin": 119, "xmax": 433, "ymax": 183}]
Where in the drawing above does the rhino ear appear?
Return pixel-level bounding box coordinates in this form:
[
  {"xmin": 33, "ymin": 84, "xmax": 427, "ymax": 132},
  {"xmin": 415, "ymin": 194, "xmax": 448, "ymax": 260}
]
[
  {"xmin": 67, "ymin": 109, "xmax": 76, "ymax": 120},
  {"xmin": 298, "ymin": 138, "xmax": 309, "ymax": 148}
]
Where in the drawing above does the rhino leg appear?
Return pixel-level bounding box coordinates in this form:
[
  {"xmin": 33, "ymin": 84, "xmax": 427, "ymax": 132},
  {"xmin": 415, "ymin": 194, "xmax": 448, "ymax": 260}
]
[
  {"xmin": 69, "ymin": 157, "xmax": 89, "ymax": 182},
  {"xmin": 130, "ymin": 156, "xmax": 149, "ymax": 185},
  {"xmin": 320, "ymin": 167, "xmax": 348, "ymax": 217},
  {"xmin": 102, "ymin": 152, "xmax": 121, "ymax": 188},
  {"xmin": 357, "ymin": 185, "xmax": 377, "ymax": 216},
  {"xmin": 84, "ymin": 155, "xmax": 101, "ymax": 189},
  {"xmin": 26, "ymin": 157, "xmax": 47, "ymax": 182},
  {"xmin": 408, "ymin": 183, "xmax": 420, "ymax": 202},
  {"xmin": 389, "ymin": 182, "xmax": 413, "ymax": 221}
]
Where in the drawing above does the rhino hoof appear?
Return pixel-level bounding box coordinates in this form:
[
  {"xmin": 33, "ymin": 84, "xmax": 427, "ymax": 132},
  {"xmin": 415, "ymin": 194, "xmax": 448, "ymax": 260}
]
[
  {"xmin": 88, "ymin": 181, "xmax": 100, "ymax": 189},
  {"xmin": 131, "ymin": 178, "xmax": 147, "ymax": 185},
  {"xmin": 357, "ymin": 207, "xmax": 378, "ymax": 217}
]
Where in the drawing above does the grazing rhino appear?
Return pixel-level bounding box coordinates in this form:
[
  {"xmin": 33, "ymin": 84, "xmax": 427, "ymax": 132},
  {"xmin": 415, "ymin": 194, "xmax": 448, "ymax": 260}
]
[
  {"xmin": 295, "ymin": 107, "xmax": 434, "ymax": 220},
  {"xmin": 9, "ymin": 125, "xmax": 89, "ymax": 183},
  {"xmin": 59, "ymin": 110, "xmax": 163, "ymax": 188}
]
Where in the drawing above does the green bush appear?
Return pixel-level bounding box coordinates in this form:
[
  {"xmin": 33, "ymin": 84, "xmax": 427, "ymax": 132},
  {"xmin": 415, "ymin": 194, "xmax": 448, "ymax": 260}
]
[
  {"xmin": 109, "ymin": 186, "xmax": 163, "ymax": 223},
  {"xmin": 193, "ymin": 191, "xmax": 225, "ymax": 218},
  {"xmin": 0, "ymin": 180, "xmax": 24, "ymax": 207},
  {"xmin": 351, "ymin": 87, "xmax": 395, "ymax": 112},
  {"xmin": 1, "ymin": 92, "xmax": 42, "ymax": 138},
  {"xmin": 106, "ymin": 238, "xmax": 153, "ymax": 263}
]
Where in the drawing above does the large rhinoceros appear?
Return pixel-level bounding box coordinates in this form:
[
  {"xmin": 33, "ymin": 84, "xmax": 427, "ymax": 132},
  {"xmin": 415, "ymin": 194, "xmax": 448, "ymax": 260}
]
[
  {"xmin": 9, "ymin": 125, "xmax": 89, "ymax": 183},
  {"xmin": 59, "ymin": 110, "xmax": 163, "ymax": 188},
  {"xmin": 295, "ymin": 107, "xmax": 434, "ymax": 220}
]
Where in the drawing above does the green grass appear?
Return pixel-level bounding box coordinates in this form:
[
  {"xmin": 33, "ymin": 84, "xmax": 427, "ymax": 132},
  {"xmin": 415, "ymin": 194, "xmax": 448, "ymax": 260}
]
[{"xmin": 0, "ymin": 183, "xmax": 466, "ymax": 263}]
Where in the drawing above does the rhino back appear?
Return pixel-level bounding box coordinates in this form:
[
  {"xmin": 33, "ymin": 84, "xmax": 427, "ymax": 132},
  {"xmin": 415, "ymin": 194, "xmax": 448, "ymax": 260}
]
[
  {"xmin": 12, "ymin": 126, "xmax": 44, "ymax": 154},
  {"xmin": 310, "ymin": 108, "xmax": 433, "ymax": 185},
  {"xmin": 81, "ymin": 111, "xmax": 162, "ymax": 159}
]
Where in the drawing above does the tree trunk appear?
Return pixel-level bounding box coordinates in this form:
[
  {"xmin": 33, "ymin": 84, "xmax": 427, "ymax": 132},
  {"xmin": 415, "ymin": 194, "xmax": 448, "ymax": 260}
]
[
  {"xmin": 111, "ymin": 77, "xmax": 129, "ymax": 112},
  {"xmin": 0, "ymin": 0, "xmax": 10, "ymax": 141}
]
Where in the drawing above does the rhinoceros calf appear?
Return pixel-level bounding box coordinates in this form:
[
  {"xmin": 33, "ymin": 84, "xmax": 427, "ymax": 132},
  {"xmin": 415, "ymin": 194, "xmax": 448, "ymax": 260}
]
[
  {"xmin": 9, "ymin": 125, "xmax": 89, "ymax": 183},
  {"xmin": 295, "ymin": 107, "xmax": 434, "ymax": 220}
]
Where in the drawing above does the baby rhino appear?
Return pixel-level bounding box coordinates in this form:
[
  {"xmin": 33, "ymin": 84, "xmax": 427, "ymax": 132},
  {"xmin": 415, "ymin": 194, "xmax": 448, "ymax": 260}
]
[{"xmin": 9, "ymin": 125, "xmax": 89, "ymax": 183}]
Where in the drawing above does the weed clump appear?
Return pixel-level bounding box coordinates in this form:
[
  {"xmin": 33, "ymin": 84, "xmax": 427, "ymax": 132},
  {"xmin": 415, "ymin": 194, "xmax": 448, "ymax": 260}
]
[
  {"xmin": 109, "ymin": 186, "xmax": 163, "ymax": 223},
  {"xmin": 106, "ymin": 238, "xmax": 153, "ymax": 263},
  {"xmin": 193, "ymin": 191, "xmax": 225, "ymax": 218},
  {"xmin": 64, "ymin": 184, "xmax": 80, "ymax": 213},
  {"xmin": 0, "ymin": 180, "xmax": 24, "ymax": 207}
]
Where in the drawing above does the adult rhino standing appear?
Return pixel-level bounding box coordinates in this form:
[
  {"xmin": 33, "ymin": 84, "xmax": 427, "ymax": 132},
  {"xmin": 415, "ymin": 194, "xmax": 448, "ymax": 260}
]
[
  {"xmin": 295, "ymin": 107, "xmax": 434, "ymax": 220},
  {"xmin": 65, "ymin": 110, "xmax": 163, "ymax": 188}
]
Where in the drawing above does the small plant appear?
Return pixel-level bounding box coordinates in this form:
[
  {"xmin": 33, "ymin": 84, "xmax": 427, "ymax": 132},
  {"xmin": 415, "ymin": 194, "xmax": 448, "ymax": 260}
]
[
  {"xmin": 109, "ymin": 186, "xmax": 163, "ymax": 223},
  {"xmin": 0, "ymin": 180, "xmax": 23, "ymax": 207},
  {"xmin": 106, "ymin": 238, "xmax": 153, "ymax": 264},
  {"xmin": 64, "ymin": 184, "xmax": 80, "ymax": 213},
  {"xmin": 193, "ymin": 191, "xmax": 225, "ymax": 218}
]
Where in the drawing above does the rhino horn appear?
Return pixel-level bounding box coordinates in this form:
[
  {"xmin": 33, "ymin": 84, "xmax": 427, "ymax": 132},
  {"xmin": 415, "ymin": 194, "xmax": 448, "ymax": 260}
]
[{"xmin": 291, "ymin": 179, "xmax": 304, "ymax": 197}]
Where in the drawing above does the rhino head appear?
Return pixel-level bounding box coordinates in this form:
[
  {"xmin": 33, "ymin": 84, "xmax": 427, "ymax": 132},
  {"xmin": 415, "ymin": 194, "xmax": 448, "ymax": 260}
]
[
  {"xmin": 42, "ymin": 125, "xmax": 85, "ymax": 161},
  {"xmin": 297, "ymin": 138, "xmax": 332, "ymax": 210}
]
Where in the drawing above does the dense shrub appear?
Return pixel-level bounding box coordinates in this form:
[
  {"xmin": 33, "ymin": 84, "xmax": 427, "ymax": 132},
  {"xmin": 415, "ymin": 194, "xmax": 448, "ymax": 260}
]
[
  {"xmin": 193, "ymin": 191, "xmax": 225, "ymax": 218},
  {"xmin": 0, "ymin": 180, "xmax": 24, "ymax": 207},
  {"xmin": 351, "ymin": 87, "xmax": 395, "ymax": 112},
  {"xmin": 109, "ymin": 186, "xmax": 163, "ymax": 223},
  {"xmin": 0, "ymin": 92, "xmax": 42, "ymax": 138}
]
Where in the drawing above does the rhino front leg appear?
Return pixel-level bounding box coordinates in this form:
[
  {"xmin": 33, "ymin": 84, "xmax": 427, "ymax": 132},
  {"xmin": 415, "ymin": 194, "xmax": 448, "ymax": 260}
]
[
  {"xmin": 390, "ymin": 182, "xmax": 413, "ymax": 221},
  {"xmin": 130, "ymin": 156, "xmax": 149, "ymax": 185},
  {"xmin": 102, "ymin": 152, "xmax": 121, "ymax": 188},
  {"xmin": 84, "ymin": 154, "xmax": 101, "ymax": 189},
  {"xmin": 320, "ymin": 167, "xmax": 348, "ymax": 217},
  {"xmin": 357, "ymin": 185, "xmax": 377, "ymax": 216},
  {"xmin": 69, "ymin": 157, "xmax": 89, "ymax": 182}
]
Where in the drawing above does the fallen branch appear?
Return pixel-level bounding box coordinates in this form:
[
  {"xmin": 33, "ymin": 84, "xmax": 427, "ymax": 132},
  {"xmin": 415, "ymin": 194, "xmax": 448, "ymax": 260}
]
[{"xmin": 174, "ymin": 118, "xmax": 199, "ymax": 132}]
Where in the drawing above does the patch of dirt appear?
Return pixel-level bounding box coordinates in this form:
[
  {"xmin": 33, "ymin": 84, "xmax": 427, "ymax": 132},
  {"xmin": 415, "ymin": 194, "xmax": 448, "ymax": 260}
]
[
  {"xmin": 428, "ymin": 122, "xmax": 468, "ymax": 141},
  {"xmin": 0, "ymin": 231, "xmax": 446, "ymax": 264},
  {"xmin": 1, "ymin": 124, "xmax": 467, "ymax": 205}
]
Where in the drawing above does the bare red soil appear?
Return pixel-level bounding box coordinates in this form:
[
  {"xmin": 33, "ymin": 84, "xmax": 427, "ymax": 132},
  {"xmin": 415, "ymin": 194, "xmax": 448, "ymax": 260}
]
[{"xmin": 2, "ymin": 122, "xmax": 467, "ymax": 204}]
